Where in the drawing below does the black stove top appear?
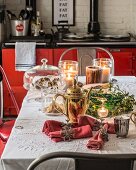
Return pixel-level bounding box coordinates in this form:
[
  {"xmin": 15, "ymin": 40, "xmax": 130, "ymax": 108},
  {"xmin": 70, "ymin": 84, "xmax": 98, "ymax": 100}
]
[
  {"xmin": 54, "ymin": 33, "xmax": 136, "ymax": 48},
  {"xmin": 2, "ymin": 33, "xmax": 136, "ymax": 48}
]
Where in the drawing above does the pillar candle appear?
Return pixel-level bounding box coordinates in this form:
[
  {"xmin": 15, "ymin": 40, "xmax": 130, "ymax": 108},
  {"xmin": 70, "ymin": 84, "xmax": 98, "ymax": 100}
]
[
  {"xmin": 86, "ymin": 66, "xmax": 102, "ymax": 84},
  {"xmin": 101, "ymin": 66, "xmax": 110, "ymax": 83}
]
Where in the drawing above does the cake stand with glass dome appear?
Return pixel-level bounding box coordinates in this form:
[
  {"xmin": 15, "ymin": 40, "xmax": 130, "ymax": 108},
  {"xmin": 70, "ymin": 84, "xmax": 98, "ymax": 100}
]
[{"xmin": 23, "ymin": 58, "xmax": 64, "ymax": 103}]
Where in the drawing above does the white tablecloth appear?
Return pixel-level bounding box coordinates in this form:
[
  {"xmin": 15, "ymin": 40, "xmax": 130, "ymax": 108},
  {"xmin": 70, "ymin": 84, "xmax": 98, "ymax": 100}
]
[{"xmin": 1, "ymin": 76, "xmax": 136, "ymax": 170}]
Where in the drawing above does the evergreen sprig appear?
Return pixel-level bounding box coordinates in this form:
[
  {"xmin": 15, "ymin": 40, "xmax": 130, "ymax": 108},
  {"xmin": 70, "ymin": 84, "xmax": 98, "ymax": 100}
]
[{"xmin": 86, "ymin": 84, "xmax": 136, "ymax": 118}]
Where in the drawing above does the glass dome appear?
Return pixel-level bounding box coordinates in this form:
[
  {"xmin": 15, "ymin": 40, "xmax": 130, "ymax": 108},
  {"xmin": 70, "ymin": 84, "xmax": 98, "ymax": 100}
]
[{"xmin": 23, "ymin": 58, "xmax": 60, "ymax": 90}]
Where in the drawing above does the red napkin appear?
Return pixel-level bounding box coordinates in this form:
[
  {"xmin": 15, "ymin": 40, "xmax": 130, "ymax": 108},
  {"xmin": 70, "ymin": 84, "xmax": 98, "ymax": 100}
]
[
  {"xmin": 42, "ymin": 117, "xmax": 115, "ymax": 144},
  {"xmin": 86, "ymin": 123, "xmax": 114, "ymax": 150},
  {"xmin": 0, "ymin": 120, "xmax": 15, "ymax": 142},
  {"xmin": 106, "ymin": 122, "xmax": 115, "ymax": 134},
  {"xmin": 42, "ymin": 120, "xmax": 64, "ymax": 135},
  {"xmin": 77, "ymin": 115, "xmax": 101, "ymax": 130},
  {"xmin": 42, "ymin": 116, "xmax": 100, "ymax": 136},
  {"xmin": 42, "ymin": 115, "xmax": 100, "ymax": 133},
  {"xmin": 49, "ymin": 125, "xmax": 92, "ymax": 142}
]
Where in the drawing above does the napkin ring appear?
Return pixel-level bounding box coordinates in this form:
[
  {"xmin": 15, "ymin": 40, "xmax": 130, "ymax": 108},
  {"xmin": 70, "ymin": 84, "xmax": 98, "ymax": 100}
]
[
  {"xmin": 100, "ymin": 127, "xmax": 109, "ymax": 142},
  {"xmin": 61, "ymin": 123, "xmax": 74, "ymax": 141},
  {"xmin": 61, "ymin": 128, "xmax": 74, "ymax": 141},
  {"xmin": 92, "ymin": 120, "xmax": 101, "ymax": 131},
  {"xmin": 61, "ymin": 122, "xmax": 73, "ymax": 129}
]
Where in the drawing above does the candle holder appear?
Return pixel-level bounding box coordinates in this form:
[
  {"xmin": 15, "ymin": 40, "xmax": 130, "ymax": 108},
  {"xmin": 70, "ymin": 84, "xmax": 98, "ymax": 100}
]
[
  {"xmin": 97, "ymin": 98, "xmax": 109, "ymax": 141},
  {"xmin": 97, "ymin": 98, "xmax": 109, "ymax": 119},
  {"xmin": 97, "ymin": 98, "xmax": 108, "ymax": 123},
  {"xmin": 58, "ymin": 60, "xmax": 78, "ymax": 90},
  {"xmin": 93, "ymin": 58, "xmax": 112, "ymax": 83}
]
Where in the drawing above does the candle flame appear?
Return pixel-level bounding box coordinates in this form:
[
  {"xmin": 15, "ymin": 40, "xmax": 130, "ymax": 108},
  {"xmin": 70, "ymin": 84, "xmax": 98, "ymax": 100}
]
[
  {"xmin": 67, "ymin": 73, "xmax": 71, "ymax": 79},
  {"xmin": 69, "ymin": 66, "xmax": 73, "ymax": 71}
]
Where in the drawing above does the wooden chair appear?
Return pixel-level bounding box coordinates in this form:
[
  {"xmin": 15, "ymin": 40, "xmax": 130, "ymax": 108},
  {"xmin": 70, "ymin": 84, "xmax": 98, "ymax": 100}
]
[
  {"xmin": 59, "ymin": 47, "xmax": 114, "ymax": 76},
  {"xmin": 27, "ymin": 151, "xmax": 136, "ymax": 170}
]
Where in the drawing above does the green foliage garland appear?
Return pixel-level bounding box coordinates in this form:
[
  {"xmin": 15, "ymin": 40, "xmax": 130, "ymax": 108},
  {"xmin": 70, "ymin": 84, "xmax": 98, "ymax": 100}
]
[{"xmin": 86, "ymin": 84, "xmax": 136, "ymax": 118}]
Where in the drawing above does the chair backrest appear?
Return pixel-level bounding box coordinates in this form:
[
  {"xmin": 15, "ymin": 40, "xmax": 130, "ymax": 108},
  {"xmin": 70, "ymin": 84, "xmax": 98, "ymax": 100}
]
[
  {"xmin": 0, "ymin": 81, "xmax": 3, "ymax": 118},
  {"xmin": 27, "ymin": 151, "xmax": 135, "ymax": 170},
  {"xmin": 0, "ymin": 65, "xmax": 19, "ymax": 116},
  {"xmin": 59, "ymin": 47, "xmax": 114, "ymax": 76}
]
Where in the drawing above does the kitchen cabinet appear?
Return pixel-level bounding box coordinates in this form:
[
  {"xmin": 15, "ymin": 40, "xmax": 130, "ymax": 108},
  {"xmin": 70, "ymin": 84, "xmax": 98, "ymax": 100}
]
[
  {"xmin": 97, "ymin": 48, "xmax": 136, "ymax": 76},
  {"xmin": 2, "ymin": 48, "xmax": 53, "ymax": 117}
]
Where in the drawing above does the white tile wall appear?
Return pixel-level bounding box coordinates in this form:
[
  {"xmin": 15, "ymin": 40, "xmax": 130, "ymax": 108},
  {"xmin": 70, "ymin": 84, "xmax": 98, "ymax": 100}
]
[{"xmin": 5, "ymin": 0, "xmax": 136, "ymax": 35}]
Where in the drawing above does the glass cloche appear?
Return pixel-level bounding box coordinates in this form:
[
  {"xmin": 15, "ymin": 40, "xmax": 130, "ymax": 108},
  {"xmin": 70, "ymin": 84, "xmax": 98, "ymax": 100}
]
[{"xmin": 23, "ymin": 58, "xmax": 60, "ymax": 91}]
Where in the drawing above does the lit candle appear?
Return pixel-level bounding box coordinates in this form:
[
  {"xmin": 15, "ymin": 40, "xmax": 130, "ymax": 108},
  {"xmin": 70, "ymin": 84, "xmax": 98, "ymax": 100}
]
[
  {"xmin": 101, "ymin": 66, "xmax": 110, "ymax": 83},
  {"xmin": 65, "ymin": 73, "xmax": 74, "ymax": 88},
  {"xmin": 59, "ymin": 60, "xmax": 78, "ymax": 89},
  {"xmin": 97, "ymin": 106, "xmax": 108, "ymax": 118}
]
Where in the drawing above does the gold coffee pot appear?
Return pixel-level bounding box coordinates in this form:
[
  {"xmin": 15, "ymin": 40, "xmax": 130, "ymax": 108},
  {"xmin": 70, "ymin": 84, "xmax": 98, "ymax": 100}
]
[{"xmin": 53, "ymin": 80, "xmax": 90, "ymax": 123}]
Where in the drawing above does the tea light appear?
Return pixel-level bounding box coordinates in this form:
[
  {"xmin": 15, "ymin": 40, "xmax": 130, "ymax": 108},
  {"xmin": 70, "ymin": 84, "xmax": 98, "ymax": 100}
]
[
  {"xmin": 97, "ymin": 106, "xmax": 109, "ymax": 118},
  {"xmin": 101, "ymin": 66, "xmax": 110, "ymax": 83}
]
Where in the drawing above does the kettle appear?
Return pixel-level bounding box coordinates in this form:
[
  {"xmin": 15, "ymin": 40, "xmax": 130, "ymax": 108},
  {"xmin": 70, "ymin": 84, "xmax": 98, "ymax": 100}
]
[
  {"xmin": 52, "ymin": 25, "xmax": 70, "ymax": 40},
  {"xmin": 53, "ymin": 80, "xmax": 91, "ymax": 123}
]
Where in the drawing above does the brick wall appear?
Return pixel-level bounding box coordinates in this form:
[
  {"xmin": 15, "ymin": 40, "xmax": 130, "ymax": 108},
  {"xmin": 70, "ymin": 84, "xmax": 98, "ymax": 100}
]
[{"xmin": 5, "ymin": 0, "xmax": 136, "ymax": 35}]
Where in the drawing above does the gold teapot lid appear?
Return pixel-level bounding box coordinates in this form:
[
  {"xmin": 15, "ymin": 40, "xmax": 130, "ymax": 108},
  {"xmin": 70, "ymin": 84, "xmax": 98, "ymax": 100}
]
[{"xmin": 66, "ymin": 79, "xmax": 84, "ymax": 96}]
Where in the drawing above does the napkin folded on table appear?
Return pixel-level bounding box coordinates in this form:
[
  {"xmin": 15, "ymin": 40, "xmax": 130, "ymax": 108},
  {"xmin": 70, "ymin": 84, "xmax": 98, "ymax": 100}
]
[
  {"xmin": 42, "ymin": 116, "xmax": 115, "ymax": 146},
  {"xmin": 42, "ymin": 115, "xmax": 100, "ymax": 135},
  {"xmin": 86, "ymin": 123, "xmax": 115, "ymax": 150},
  {"xmin": 77, "ymin": 116, "xmax": 115, "ymax": 134},
  {"xmin": 49, "ymin": 125, "xmax": 92, "ymax": 142},
  {"xmin": 77, "ymin": 115, "xmax": 101, "ymax": 131},
  {"xmin": 42, "ymin": 116, "xmax": 100, "ymax": 142},
  {"xmin": 42, "ymin": 120, "xmax": 63, "ymax": 136}
]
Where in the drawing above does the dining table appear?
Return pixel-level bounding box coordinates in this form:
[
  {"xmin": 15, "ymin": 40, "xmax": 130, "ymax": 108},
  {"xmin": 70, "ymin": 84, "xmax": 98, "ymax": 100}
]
[{"xmin": 1, "ymin": 76, "xmax": 136, "ymax": 170}]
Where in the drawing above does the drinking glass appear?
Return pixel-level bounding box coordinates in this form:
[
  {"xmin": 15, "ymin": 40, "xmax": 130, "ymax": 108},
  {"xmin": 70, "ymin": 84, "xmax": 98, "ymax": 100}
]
[{"xmin": 114, "ymin": 116, "xmax": 130, "ymax": 138}]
